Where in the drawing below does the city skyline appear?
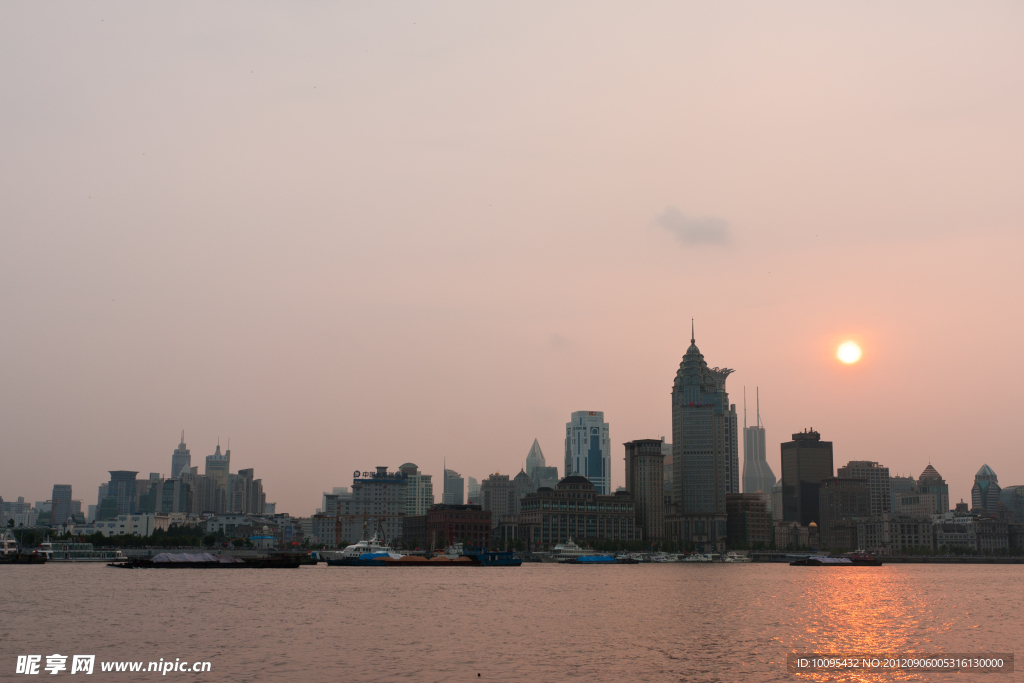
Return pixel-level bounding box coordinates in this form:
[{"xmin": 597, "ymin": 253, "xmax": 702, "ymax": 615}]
[
  {"xmin": 3, "ymin": 362, "xmax": 1019, "ymax": 517},
  {"xmin": 2, "ymin": 5, "xmax": 1022, "ymax": 516}
]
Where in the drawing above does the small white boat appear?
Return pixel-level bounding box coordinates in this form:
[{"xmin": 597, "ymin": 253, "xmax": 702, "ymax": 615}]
[
  {"xmin": 681, "ymin": 553, "xmax": 714, "ymax": 563},
  {"xmin": 722, "ymin": 551, "xmax": 752, "ymax": 563}
]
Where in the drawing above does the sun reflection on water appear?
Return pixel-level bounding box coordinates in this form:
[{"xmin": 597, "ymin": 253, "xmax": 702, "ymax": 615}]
[{"xmin": 781, "ymin": 567, "xmax": 949, "ymax": 682}]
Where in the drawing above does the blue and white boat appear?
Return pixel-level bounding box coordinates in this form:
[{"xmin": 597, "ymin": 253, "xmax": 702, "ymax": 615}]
[{"xmin": 326, "ymin": 533, "xmax": 405, "ymax": 566}]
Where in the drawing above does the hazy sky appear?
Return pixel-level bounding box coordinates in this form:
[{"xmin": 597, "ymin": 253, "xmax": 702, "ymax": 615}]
[{"xmin": 2, "ymin": 3, "xmax": 1022, "ymax": 515}]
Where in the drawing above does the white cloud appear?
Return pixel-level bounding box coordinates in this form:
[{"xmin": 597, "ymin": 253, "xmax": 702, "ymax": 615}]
[{"xmin": 655, "ymin": 206, "xmax": 730, "ymax": 246}]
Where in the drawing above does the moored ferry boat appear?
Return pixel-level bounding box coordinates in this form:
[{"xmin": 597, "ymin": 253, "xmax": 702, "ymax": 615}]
[{"xmin": 47, "ymin": 542, "xmax": 127, "ymax": 562}]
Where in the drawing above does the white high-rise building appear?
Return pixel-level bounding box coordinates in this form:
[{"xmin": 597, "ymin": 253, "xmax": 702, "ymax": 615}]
[
  {"xmin": 564, "ymin": 411, "xmax": 611, "ymax": 494},
  {"xmin": 399, "ymin": 463, "xmax": 434, "ymax": 516}
]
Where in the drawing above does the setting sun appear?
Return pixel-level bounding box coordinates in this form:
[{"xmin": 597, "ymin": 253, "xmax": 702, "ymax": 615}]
[{"xmin": 837, "ymin": 341, "xmax": 862, "ymax": 364}]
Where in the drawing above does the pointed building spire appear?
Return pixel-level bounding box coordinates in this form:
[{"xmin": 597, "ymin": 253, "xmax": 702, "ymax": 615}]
[
  {"xmin": 691, "ymin": 318, "xmax": 695, "ymax": 344},
  {"xmin": 756, "ymin": 387, "xmax": 761, "ymax": 428}
]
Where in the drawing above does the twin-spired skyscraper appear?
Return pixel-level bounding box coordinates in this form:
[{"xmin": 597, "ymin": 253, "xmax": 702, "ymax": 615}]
[{"xmin": 741, "ymin": 388, "xmax": 776, "ymax": 495}]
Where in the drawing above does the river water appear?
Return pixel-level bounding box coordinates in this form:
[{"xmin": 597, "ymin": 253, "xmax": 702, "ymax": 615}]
[{"xmin": 3, "ymin": 562, "xmax": 1020, "ymax": 682}]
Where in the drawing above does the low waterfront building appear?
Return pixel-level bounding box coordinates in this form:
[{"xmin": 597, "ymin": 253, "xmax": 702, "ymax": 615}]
[
  {"xmin": 516, "ymin": 475, "xmax": 639, "ymax": 550},
  {"xmin": 205, "ymin": 514, "xmax": 261, "ymax": 536},
  {"xmin": 934, "ymin": 522, "xmax": 973, "ymax": 552},
  {"xmin": 425, "ymin": 504, "xmax": 491, "ymax": 549},
  {"xmin": 495, "ymin": 514, "xmax": 523, "ymax": 546},
  {"xmin": 402, "ymin": 515, "xmax": 427, "ymax": 549},
  {"xmin": 772, "ymin": 520, "xmax": 818, "ymax": 549},
  {"xmin": 249, "ymin": 526, "xmax": 278, "ymax": 549},
  {"xmin": 86, "ymin": 513, "xmax": 175, "ymax": 537},
  {"xmin": 884, "ymin": 515, "xmax": 934, "ymax": 553}
]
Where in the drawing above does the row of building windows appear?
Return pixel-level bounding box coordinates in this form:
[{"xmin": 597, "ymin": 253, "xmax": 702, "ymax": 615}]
[{"xmin": 521, "ymin": 500, "xmax": 633, "ymax": 512}]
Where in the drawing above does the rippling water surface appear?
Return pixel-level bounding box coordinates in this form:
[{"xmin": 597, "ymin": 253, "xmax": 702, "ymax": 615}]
[{"xmin": 3, "ymin": 563, "xmax": 1021, "ymax": 681}]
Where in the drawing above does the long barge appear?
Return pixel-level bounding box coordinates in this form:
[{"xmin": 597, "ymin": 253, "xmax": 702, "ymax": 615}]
[{"xmin": 108, "ymin": 552, "xmax": 301, "ymax": 569}]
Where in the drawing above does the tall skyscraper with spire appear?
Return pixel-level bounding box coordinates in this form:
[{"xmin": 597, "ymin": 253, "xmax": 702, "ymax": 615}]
[
  {"xmin": 667, "ymin": 323, "xmax": 737, "ymax": 551},
  {"xmin": 171, "ymin": 432, "xmax": 191, "ymax": 478},
  {"xmin": 205, "ymin": 443, "xmax": 230, "ymax": 514},
  {"xmin": 742, "ymin": 388, "xmax": 776, "ymax": 494}
]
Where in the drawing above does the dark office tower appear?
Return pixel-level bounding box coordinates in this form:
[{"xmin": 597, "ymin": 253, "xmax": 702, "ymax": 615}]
[
  {"xmin": 171, "ymin": 432, "xmax": 191, "ymax": 477},
  {"xmin": 51, "ymin": 485, "xmax": 72, "ymax": 526},
  {"xmin": 107, "ymin": 471, "xmax": 139, "ymax": 515},
  {"xmin": 668, "ymin": 325, "xmax": 735, "ymax": 551},
  {"xmin": 781, "ymin": 429, "xmax": 833, "ymax": 527},
  {"xmin": 741, "ymin": 388, "xmax": 776, "ymax": 495},
  {"xmin": 624, "ymin": 439, "xmax": 666, "ymax": 540}
]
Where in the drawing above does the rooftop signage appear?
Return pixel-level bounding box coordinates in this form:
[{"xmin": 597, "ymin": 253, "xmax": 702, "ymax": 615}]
[{"xmin": 353, "ymin": 470, "xmax": 409, "ymax": 480}]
